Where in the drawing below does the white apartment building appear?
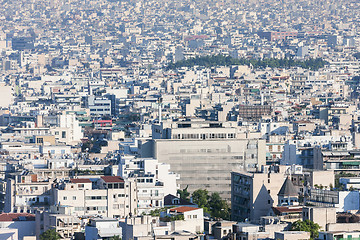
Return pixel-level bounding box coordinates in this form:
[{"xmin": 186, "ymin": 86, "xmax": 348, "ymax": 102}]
[
  {"xmin": 54, "ymin": 176, "xmax": 137, "ymax": 219},
  {"xmin": 5, "ymin": 174, "xmax": 52, "ymax": 213},
  {"xmin": 118, "ymin": 156, "xmax": 179, "ymax": 196},
  {"xmin": 35, "ymin": 206, "xmax": 81, "ymax": 240},
  {"xmin": 50, "ymin": 113, "xmax": 83, "ymax": 145},
  {"xmin": 118, "ymin": 156, "xmax": 179, "ymax": 214},
  {"xmin": 85, "ymin": 217, "xmax": 122, "ymax": 240}
]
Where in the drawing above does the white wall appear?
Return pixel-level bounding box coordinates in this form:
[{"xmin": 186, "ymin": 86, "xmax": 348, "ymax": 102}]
[
  {"xmin": 0, "ymin": 221, "xmax": 35, "ymax": 240},
  {"xmin": 336, "ymin": 191, "xmax": 360, "ymax": 212}
]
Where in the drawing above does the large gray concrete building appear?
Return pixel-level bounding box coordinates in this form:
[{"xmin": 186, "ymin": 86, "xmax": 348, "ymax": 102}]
[{"xmin": 140, "ymin": 120, "xmax": 266, "ymax": 200}]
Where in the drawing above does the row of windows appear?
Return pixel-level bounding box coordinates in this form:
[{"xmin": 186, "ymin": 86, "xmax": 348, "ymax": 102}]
[
  {"xmin": 85, "ymin": 196, "xmax": 107, "ymax": 200},
  {"xmin": 137, "ymin": 178, "xmax": 153, "ymax": 183},
  {"xmin": 63, "ymin": 196, "xmax": 77, "ymax": 200},
  {"xmin": 179, "ymin": 148, "xmax": 228, "ymax": 153},
  {"xmin": 90, "ymin": 108, "xmax": 111, "ymax": 112},
  {"xmin": 86, "ymin": 206, "xmax": 107, "ymax": 211},
  {"xmin": 107, "ymin": 183, "xmax": 124, "ymax": 189},
  {"xmin": 113, "ymin": 204, "xmax": 125, "ymax": 209},
  {"xmin": 114, "ymin": 194, "xmax": 126, "ymax": 198},
  {"xmin": 172, "ymin": 133, "xmax": 236, "ymax": 140},
  {"xmin": 48, "ymin": 149, "xmax": 67, "ymax": 154},
  {"xmin": 54, "ymin": 131, "xmax": 66, "ymax": 138}
]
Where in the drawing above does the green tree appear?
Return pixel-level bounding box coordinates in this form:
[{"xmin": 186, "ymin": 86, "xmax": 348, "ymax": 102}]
[
  {"xmin": 40, "ymin": 229, "xmax": 61, "ymax": 240},
  {"xmin": 192, "ymin": 189, "xmax": 210, "ymax": 213},
  {"xmin": 290, "ymin": 220, "xmax": 321, "ymax": 239},
  {"xmin": 167, "ymin": 54, "xmax": 327, "ymax": 71},
  {"xmin": 110, "ymin": 236, "xmax": 122, "ymax": 240},
  {"xmin": 177, "ymin": 186, "xmax": 190, "ymax": 201},
  {"xmin": 208, "ymin": 192, "xmax": 230, "ymax": 220}
]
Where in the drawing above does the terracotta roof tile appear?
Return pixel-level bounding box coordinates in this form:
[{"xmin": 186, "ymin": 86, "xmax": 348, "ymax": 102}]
[
  {"xmin": 100, "ymin": 176, "xmax": 124, "ymax": 183},
  {"xmin": 169, "ymin": 206, "xmax": 199, "ymax": 213},
  {"xmin": 0, "ymin": 213, "xmax": 35, "ymax": 222},
  {"xmin": 70, "ymin": 178, "xmax": 92, "ymax": 183}
]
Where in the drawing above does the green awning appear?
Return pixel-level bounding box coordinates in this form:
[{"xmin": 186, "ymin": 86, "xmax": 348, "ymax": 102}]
[{"xmin": 342, "ymin": 161, "xmax": 360, "ymax": 165}]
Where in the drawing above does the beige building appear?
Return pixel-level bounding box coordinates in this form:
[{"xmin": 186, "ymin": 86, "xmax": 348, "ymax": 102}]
[
  {"xmin": 302, "ymin": 207, "xmax": 336, "ymax": 231},
  {"xmin": 231, "ymin": 166, "xmax": 290, "ymax": 222},
  {"xmin": 274, "ymin": 231, "xmax": 310, "ymax": 240},
  {"xmin": 35, "ymin": 206, "xmax": 81, "ymax": 240},
  {"xmin": 5, "ymin": 174, "xmax": 52, "ymax": 213}
]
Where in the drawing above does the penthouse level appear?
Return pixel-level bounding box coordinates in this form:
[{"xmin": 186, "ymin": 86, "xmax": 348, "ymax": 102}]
[{"xmin": 152, "ymin": 120, "xmax": 238, "ymax": 140}]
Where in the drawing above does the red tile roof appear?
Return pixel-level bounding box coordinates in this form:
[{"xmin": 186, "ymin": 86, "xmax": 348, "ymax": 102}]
[
  {"xmin": 100, "ymin": 176, "xmax": 124, "ymax": 183},
  {"xmin": 70, "ymin": 178, "xmax": 92, "ymax": 183},
  {"xmin": 0, "ymin": 213, "xmax": 35, "ymax": 222},
  {"xmin": 169, "ymin": 206, "xmax": 199, "ymax": 213},
  {"xmin": 272, "ymin": 206, "xmax": 303, "ymax": 215}
]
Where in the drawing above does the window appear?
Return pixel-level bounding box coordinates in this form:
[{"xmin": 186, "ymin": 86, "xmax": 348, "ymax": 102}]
[
  {"xmin": 73, "ymin": 196, "xmax": 76, "ymax": 200},
  {"xmin": 37, "ymin": 138, "xmax": 43, "ymax": 144},
  {"xmin": 62, "ymin": 131, "xmax": 66, "ymax": 138},
  {"xmin": 63, "ymin": 196, "xmax": 67, "ymax": 200}
]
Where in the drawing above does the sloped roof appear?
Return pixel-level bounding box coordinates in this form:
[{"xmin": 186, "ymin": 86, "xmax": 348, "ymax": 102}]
[
  {"xmin": 278, "ymin": 176, "xmax": 298, "ymax": 197},
  {"xmin": 100, "ymin": 176, "xmax": 124, "ymax": 183},
  {"xmin": 70, "ymin": 178, "xmax": 91, "ymax": 183},
  {"xmin": 0, "ymin": 213, "xmax": 35, "ymax": 222},
  {"xmin": 272, "ymin": 206, "xmax": 303, "ymax": 215},
  {"xmin": 169, "ymin": 206, "xmax": 199, "ymax": 213},
  {"xmin": 164, "ymin": 194, "xmax": 197, "ymax": 206}
]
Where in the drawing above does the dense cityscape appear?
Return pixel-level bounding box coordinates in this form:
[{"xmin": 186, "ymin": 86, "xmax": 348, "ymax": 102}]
[{"xmin": 0, "ymin": 0, "xmax": 360, "ymax": 239}]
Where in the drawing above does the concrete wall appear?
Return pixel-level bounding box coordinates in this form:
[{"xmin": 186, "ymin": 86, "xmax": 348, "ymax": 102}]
[
  {"xmin": 336, "ymin": 191, "xmax": 360, "ymax": 212},
  {"xmin": 154, "ymin": 139, "xmax": 265, "ymax": 200},
  {"xmin": 327, "ymin": 223, "xmax": 360, "ymax": 232},
  {"xmin": 0, "ymin": 229, "xmax": 18, "ymax": 240},
  {"xmin": 311, "ymin": 170, "xmax": 335, "ymax": 189},
  {"xmin": 302, "ymin": 207, "xmax": 336, "ymax": 231},
  {"xmin": 0, "ymin": 221, "xmax": 35, "ymax": 240}
]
